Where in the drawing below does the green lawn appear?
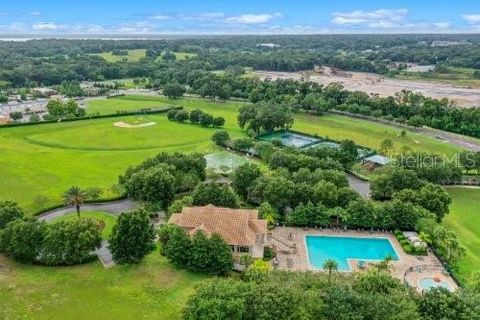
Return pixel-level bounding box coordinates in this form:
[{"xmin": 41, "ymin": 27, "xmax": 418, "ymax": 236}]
[
  {"xmin": 87, "ymin": 95, "xmax": 466, "ymax": 157},
  {"xmin": 94, "ymin": 49, "xmax": 146, "ymax": 63},
  {"xmin": 443, "ymin": 187, "xmax": 480, "ymax": 282},
  {"xmin": 0, "ymin": 95, "xmax": 466, "ymax": 214},
  {"xmin": 155, "ymin": 52, "xmax": 197, "ymax": 62},
  {"xmin": 395, "ymin": 67, "xmax": 480, "ymax": 88},
  {"xmin": 49, "ymin": 211, "xmax": 117, "ymax": 239},
  {"xmin": 0, "ymin": 252, "xmax": 205, "ymax": 319},
  {"xmin": 294, "ymin": 113, "xmax": 463, "ymax": 157}
]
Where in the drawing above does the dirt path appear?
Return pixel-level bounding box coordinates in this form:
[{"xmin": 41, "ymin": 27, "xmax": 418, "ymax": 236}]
[{"xmin": 37, "ymin": 199, "xmax": 137, "ymax": 222}]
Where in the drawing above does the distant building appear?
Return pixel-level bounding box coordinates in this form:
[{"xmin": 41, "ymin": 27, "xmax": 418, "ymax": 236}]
[
  {"xmin": 256, "ymin": 43, "xmax": 280, "ymax": 48},
  {"xmin": 168, "ymin": 205, "xmax": 268, "ymax": 258},
  {"xmin": 32, "ymin": 88, "xmax": 58, "ymax": 97},
  {"xmin": 363, "ymin": 155, "xmax": 393, "ymax": 167}
]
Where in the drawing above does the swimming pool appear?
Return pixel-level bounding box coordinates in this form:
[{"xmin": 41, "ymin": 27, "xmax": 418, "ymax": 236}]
[{"xmin": 305, "ymin": 235, "xmax": 399, "ymax": 271}]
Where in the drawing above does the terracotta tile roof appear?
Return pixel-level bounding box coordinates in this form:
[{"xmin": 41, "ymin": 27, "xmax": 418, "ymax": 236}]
[{"xmin": 168, "ymin": 205, "xmax": 267, "ymax": 246}]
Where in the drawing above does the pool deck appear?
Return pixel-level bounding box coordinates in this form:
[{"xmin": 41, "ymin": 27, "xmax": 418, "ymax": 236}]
[{"xmin": 270, "ymin": 227, "xmax": 458, "ymax": 291}]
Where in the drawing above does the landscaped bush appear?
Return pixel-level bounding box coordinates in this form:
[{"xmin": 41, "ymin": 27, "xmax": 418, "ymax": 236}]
[
  {"xmin": 39, "ymin": 218, "xmax": 102, "ymax": 265},
  {"xmin": 1, "ymin": 216, "xmax": 103, "ymax": 266},
  {"xmin": 232, "ymin": 138, "xmax": 254, "ymax": 151},
  {"xmin": 263, "ymin": 247, "xmax": 276, "ymax": 261},
  {"xmin": 123, "ymin": 163, "xmax": 176, "ymax": 206},
  {"xmin": 109, "ymin": 209, "xmax": 156, "ymax": 264},
  {"xmin": 0, "ymin": 201, "xmax": 24, "ymax": 229},
  {"xmin": 232, "ymin": 163, "xmax": 262, "ymax": 199},
  {"xmin": 211, "ymin": 130, "xmax": 230, "ymax": 146},
  {"xmin": 394, "ymin": 229, "xmax": 428, "ymax": 256},
  {"xmin": 120, "ymin": 152, "xmax": 206, "ymax": 206},
  {"xmin": 0, "ymin": 218, "xmax": 46, "ymax": 263},
  {"xmin": 160, "ymin": 225, "xmax": 233, "ymax": 275},
  {"xmin": 192, "ymin": 183, "xmax": 239, "ymax": 208}
]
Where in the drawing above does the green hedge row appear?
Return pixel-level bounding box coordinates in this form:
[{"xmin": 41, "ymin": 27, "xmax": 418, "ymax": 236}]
[{"xmin": 0, "ymin": 106, "xmax": 182, "ymax": 129}]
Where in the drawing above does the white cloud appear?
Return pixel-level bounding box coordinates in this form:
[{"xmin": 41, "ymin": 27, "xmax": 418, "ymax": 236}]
[
  {"xmin": 184, "ymin": 12, "xmax": 226, "ymax": 21},
  {"xmin": 115, "ymin": 22, "xmax": 153, "ymax": 34},
  {"xmin": 331, "ymin": 9, "xmax": 408, "ymax": 25},
  {"xmin": 368, "ymin": 21, "xmax": 396, "ymax": 29},
  {"xmin": 462, "ymin": 14, "xmax": 480, "ymax": 23},
  {"xmin": 433, "ymin": 22, "xmax": 451, "ymax": 29},
  {"xmin": 32, "ymin": 22, "xmax": 59, "ymax": 31},
  {"xmin": 225, "ymin": 13, "xmax": 282, "ymax": 24},
  {"xmin": 29, "ymin": 11, "xmax": 42, "ymax": 16},
  {"xmin": 150, "ymin": 14, "xmax": 172, "ymax": 20}
]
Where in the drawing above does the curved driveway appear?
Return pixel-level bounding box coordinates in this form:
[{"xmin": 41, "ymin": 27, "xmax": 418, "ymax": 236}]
[{"xmin": 37, "ymin": 199, "xmax": 137, "ymax": 222}]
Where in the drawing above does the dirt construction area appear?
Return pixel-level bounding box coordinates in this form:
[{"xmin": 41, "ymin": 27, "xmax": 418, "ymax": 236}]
[{"xmin": 256, "ymin": 67, "xmax": 480, "ymax": 108}]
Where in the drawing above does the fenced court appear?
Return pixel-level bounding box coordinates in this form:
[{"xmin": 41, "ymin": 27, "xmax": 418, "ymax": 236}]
[
  {"xmin": 204, "ymin": 151, "xmax": 250, "ymax": 173},
  {"xmin": 256, "ymin": 130, "xmax": 373, "ymax": 159},
  {"xmin": 256, "ymin": 131, "xmax": 321, "ymax": 148}
]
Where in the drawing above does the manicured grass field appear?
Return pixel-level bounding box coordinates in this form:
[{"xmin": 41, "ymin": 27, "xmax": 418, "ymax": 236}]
[
  {"xmin": 94, "ymin": 49, "xmax": 147, "ymax": 63},
  {"xmin": 0, "ymin": 252, "xmax": 205, "ymax": 319},
  {"xmin": 294, "ymin": 113, "xmax": 462, "ymax": 157},
  {"xmin": 0, "ymin": 95, "xmax": 466, "ymax": 214},
  {"xmin": 49, "ymin": 211, "xmax": 117, "ymax": 239},
  {"xmin": 89, "ymin": 95, "xmax": 463, "ymax": 156},
  {"xmin": 0, "ymin": 116, "xmax": 232, "ymax": 214},
  {"xmin": 443, "ymin": 187, "xmax": 480, "ymax": 282}
]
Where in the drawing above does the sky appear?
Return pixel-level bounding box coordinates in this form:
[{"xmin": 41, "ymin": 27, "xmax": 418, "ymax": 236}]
[{"xmin": 1, "ymin": 0, "xmax": 480, "ymax": 35}]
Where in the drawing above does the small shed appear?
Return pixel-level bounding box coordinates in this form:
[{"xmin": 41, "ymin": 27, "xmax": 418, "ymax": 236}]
[{"xmin": 363, "ymin": 155, "xmax": 393, "ymax": 167}]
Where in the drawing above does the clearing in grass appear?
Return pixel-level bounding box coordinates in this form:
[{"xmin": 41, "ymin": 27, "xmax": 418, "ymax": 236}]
[{"xmin": 93, "ymin": 49, "xmax": 146, "ymax": 63}]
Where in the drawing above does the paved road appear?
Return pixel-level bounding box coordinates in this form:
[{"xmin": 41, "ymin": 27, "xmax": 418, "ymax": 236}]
[
  {"xmin": 37, "ymin": 199, "xmax": 137, "ymax": 222},
  {"xmin": 347, "ymin": 174, "xmax": 371, "ymax": 199}
]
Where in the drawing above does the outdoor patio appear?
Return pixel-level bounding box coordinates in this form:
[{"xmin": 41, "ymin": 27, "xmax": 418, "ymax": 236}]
[{"xmin": 270, "ymin": 227, "xmax": 458, "ymax": 292}]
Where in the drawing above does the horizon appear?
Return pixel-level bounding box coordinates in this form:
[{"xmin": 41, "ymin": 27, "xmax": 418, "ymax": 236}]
[{"xmin": 1, "ymin": 0, "xmax": 480, "ymax": 35}]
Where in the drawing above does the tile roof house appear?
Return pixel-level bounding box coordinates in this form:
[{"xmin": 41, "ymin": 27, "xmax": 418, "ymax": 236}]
[{"xmin": 168, "ymin": 205, "xmax": 268, "ymax": 258}]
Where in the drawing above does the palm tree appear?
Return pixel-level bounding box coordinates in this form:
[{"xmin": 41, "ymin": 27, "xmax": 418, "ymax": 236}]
[
  {"xmin": 63, "ymin": 186, "xmax": 86, "ymax": 218},
  {"xmin": 323, "ymin": 259, "xmax": 338, "ymax": 283},
  {"xmin": 377, "ymin": 254, "xmax": 393, "ymax": 274}
]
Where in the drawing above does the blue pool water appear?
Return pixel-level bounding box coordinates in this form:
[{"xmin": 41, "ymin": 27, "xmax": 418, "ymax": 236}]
[{"xmin": 305, "ymin": 235, "xmax": 399, "ymax": 271}]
